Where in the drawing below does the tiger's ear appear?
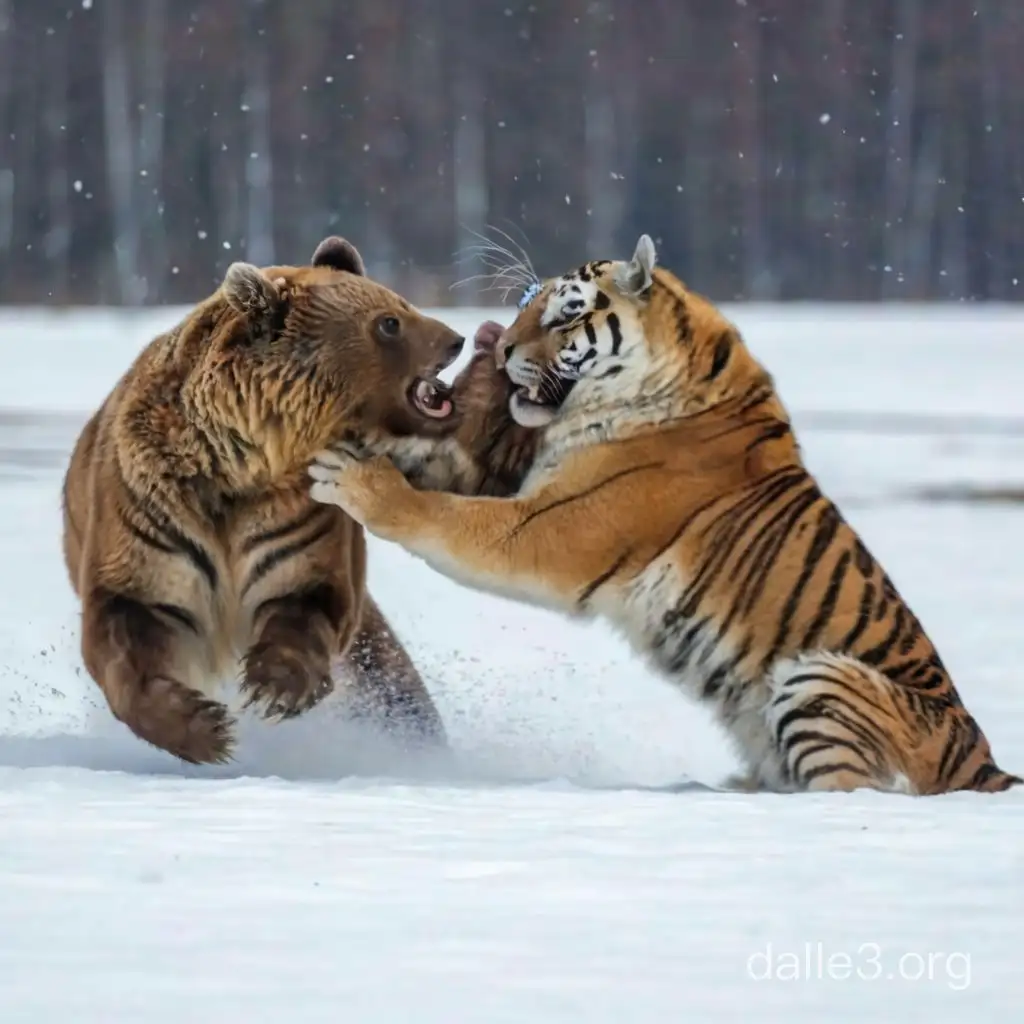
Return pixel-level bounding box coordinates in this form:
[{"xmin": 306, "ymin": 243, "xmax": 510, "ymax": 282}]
[
  {"xmin": 613, "ymin": 234, "xmax": 656, "ymax": 297},
  {"xmin": 222, "ymin": 262, "xmax": 286, "ymax": 339},
  {"xmin": 311, "ymin": 235, "xmax": 366, "ymax": 276}
]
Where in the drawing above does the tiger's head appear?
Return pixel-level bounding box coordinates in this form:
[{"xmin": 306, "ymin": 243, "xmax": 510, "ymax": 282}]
[{"xmin": 496, "ymin": 234, "xmax": 756, "ymax": 427}]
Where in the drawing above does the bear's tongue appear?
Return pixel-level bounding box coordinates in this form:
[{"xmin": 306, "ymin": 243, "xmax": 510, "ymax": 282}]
[{"xmin": 411, "ymin": 377, "xmax": 454, "ymax": 419}]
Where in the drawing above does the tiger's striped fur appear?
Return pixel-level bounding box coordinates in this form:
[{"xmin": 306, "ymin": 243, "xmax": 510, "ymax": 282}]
[
  {"xmin": 62, "ymin": 236, "xmax": 459, "ymax": 764},
  {"xmin": 310, "ymin": 235, "xmax": 1019, "ymax": 795}
]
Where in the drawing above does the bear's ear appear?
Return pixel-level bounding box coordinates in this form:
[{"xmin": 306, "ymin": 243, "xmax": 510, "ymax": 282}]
[
  {"xmin": 223, "ymin": 262, "xmax": 281, "ymax": 314},
  {"xmin": 222, "ymin": 262, "xmax": 285, "ymax": 338},
  {"xmin": 311, "ymin": 235, "xmax": 366, "ymax": 276}
]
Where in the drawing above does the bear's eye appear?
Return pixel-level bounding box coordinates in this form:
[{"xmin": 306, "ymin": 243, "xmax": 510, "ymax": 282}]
[{"xmin": 376, "ymin": 314, "xmax": 401, "ymax": 339}]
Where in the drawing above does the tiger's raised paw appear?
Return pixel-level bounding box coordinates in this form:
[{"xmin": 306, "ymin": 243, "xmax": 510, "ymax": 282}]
[{"xmin": 309, "ymin": 448, "xmax": 417, "ymax": 536}]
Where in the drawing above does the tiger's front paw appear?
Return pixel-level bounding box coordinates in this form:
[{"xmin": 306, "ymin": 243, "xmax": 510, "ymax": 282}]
[{"xmin": 309, "ymin": 446, "xmax": 418, "ymax": 537}]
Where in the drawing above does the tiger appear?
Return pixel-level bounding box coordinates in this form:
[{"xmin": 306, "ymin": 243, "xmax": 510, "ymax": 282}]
[
  {"xmin": 61, "ymin": 235, "xmax": 464, "ymax": 765},
  {"xmin": 308, "ymin": 234, "xmax": 1020, "ymax": 795}
]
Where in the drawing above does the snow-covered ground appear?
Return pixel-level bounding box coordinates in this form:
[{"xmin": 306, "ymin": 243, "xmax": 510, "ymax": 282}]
[{"xmin": 0, "ymin": 304, "xmax": 1022, "ymax": 1022}]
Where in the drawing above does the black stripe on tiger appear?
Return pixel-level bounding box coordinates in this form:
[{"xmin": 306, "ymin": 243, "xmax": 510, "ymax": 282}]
[
  {"xmin": 655, "ymin": 281, "xmax": 691, "ymax": 343},
  {"xmin": 673, "ymin": 484, "xmax": 801, "ymax": 656},
  {"xmin": 700, "ymin": 638, "xmax": 752, "ymax": 700},
  {"xmin": 798, "ymin": 550, "xmax": 851, "ymax": 650},
  {"xmin": 653, "ymin": 474, "xmax": 814, "ymax": 670},
  {"xmin": 702, "ymin": 484, "xmax": 825, "ymax": 659},
  {"xmin": 800, "ymin": 761, "xmax": 873, "ymax": 786},
  {"xmin": 859, "ymin": 602, "xmax": 909, "ymax": 668},
  {"xmin": 745, "ymin": 420, "xmax": 792, "ymax": 452},
  {"xmin": 691, "ymin": 481, "xmax": 813, "ymax": 625},
  {"xmin": 650, "ymin": 469, "xmax": 806, "ymax": 639},
  {"xmin": 703, "ymin": 330, "xmax": 733, "ymax": 382},
  {"xmin": 577, "ymin": 548, "xmax": 634, "ymax": 608},
  {"xmin": 965, "ymin": 762, "xmax": 1021, "ymax": 791},
  {"xmin": 936, "ymin": 717, "xmax": 977, "ymax": 784},
  {"xmin": 774, "ymin": 694, "xmax": 892, "ymax": 782},
  {"xmin": 725, "ymin": 477, "xmax": 825, "ymax": 617},
  {"xmin": 607, "ymin": 313, "xmax": 623, "ymax": 355},
  {"xmin": 760, "ymin": 503, "xmax": 842, "ymax": 670},
  {"xmin": 509, "ymin": 462, "xmax": 664, "ymax": 538}
]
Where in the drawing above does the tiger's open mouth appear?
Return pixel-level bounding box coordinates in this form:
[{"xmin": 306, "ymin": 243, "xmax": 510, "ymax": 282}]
[
  {"xmin": 509, "ymin": 375, "xmax": 576, "ymax": 427},
  {"xmin": 474, "ymin": 319, "xmax": 574, "ymax": 427},
  {"xmin": 513, "ymin": 376, "xmax": 575, "ymax": 411}
]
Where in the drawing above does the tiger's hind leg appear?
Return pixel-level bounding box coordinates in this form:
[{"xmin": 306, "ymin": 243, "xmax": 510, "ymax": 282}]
[
  {"xmin": 760, "ymin": 653, "xmax": 922, "ymax": 794},
  {"xmin": 761, "ymin": 652, "xmax": 1020, "ymax": 794}
]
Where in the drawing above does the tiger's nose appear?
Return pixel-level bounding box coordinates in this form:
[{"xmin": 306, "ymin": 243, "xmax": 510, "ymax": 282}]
[{"xmin": 495, "ymin": 337, "xmax": 515, "ymax": 369}]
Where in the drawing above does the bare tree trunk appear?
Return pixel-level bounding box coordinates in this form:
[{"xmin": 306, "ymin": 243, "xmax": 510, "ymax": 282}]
[
  {"xmin": 823, "ymin": 0, "xmax": 852, "ymax": 297},
  {"xmin": 733, "ymin": 0, "xmax": 770, "ymax": 298},
  {"xmin": 0, "ymin": 0, "xmax": 13, "ymax": 262},
  {"xmin": 211, "ymin": 6, "xmax": 245, "ymax": 275},
  {"xmin": 102, "ymin": 0, "xmax": 144, "ymax": 303},
  {"xmin": 904, "ymin": 116, "xmax": 942, "ymax": 297},
  {"xmin": 0, "ymin": 0, "xmax": 1021, "ymax": 305},
  {"xmin": 8, "ymin": 0, "xmax": 45, "ymax": 296},
  {"xmin": 583, "ymin": 0, "xmax": 617, "ymax": 257},
  {"xmin": 138, "ymin": 0, "xmax": 167, "ymax": 299},
  {"xmin": 355, "ymin": 0, "xmax": 402, "ymax": 283},
  {"xmin": 244, "ymin": 0, "xmax": 274, "ymax": 267},
  {"xmin": 402, "ymin": 0, "xmax": 455, "ymax": 300},
  {"xmin": 43, "ymin": 8, "xmax": 71, "ymax": 301},
  {"xmin": 881, "ymin": 0, "xmax": 920, "ymax": 299},
  {"xmin": 452, "ymin": 47, "xmax": 487, "ymax": 305},
  {"xmin": 938, "ymin": 90, "xmax": 969, "ymax": 300},
  {"xmin": 977, "ymin": 0, "xmax": 1007, "ymax": 298}
]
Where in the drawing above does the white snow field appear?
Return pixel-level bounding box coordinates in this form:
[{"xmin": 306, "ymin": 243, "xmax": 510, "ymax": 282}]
[{"xmin": 1, "ymin": 303, "xmax": 1023, "ymax": 1022}]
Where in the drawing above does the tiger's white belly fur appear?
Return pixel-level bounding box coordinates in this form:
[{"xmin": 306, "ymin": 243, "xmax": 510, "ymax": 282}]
[{"xmin": 593, "ymin": 555, "xmax": 786, "ymax": 787}]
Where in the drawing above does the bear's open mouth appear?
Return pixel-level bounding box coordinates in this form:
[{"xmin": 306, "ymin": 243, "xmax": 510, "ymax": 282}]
[{"xmin": 409, "ymin": 377, "xmax": 454, "ymax": 419}]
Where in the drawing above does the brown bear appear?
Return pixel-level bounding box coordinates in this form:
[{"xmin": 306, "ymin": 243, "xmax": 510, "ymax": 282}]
[{"xmin": 61, "ymin": 236, "xmax": 464, "ymax": 765}]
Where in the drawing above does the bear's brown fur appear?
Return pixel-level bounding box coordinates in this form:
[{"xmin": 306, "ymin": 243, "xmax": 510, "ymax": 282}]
[
  {"xmin": 61, "ymin": 237, "xmax": 463, "ymax": 764},
  {"xmin": 356, "ymin": 319, "xmax": 543, "ymax": 499}
]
